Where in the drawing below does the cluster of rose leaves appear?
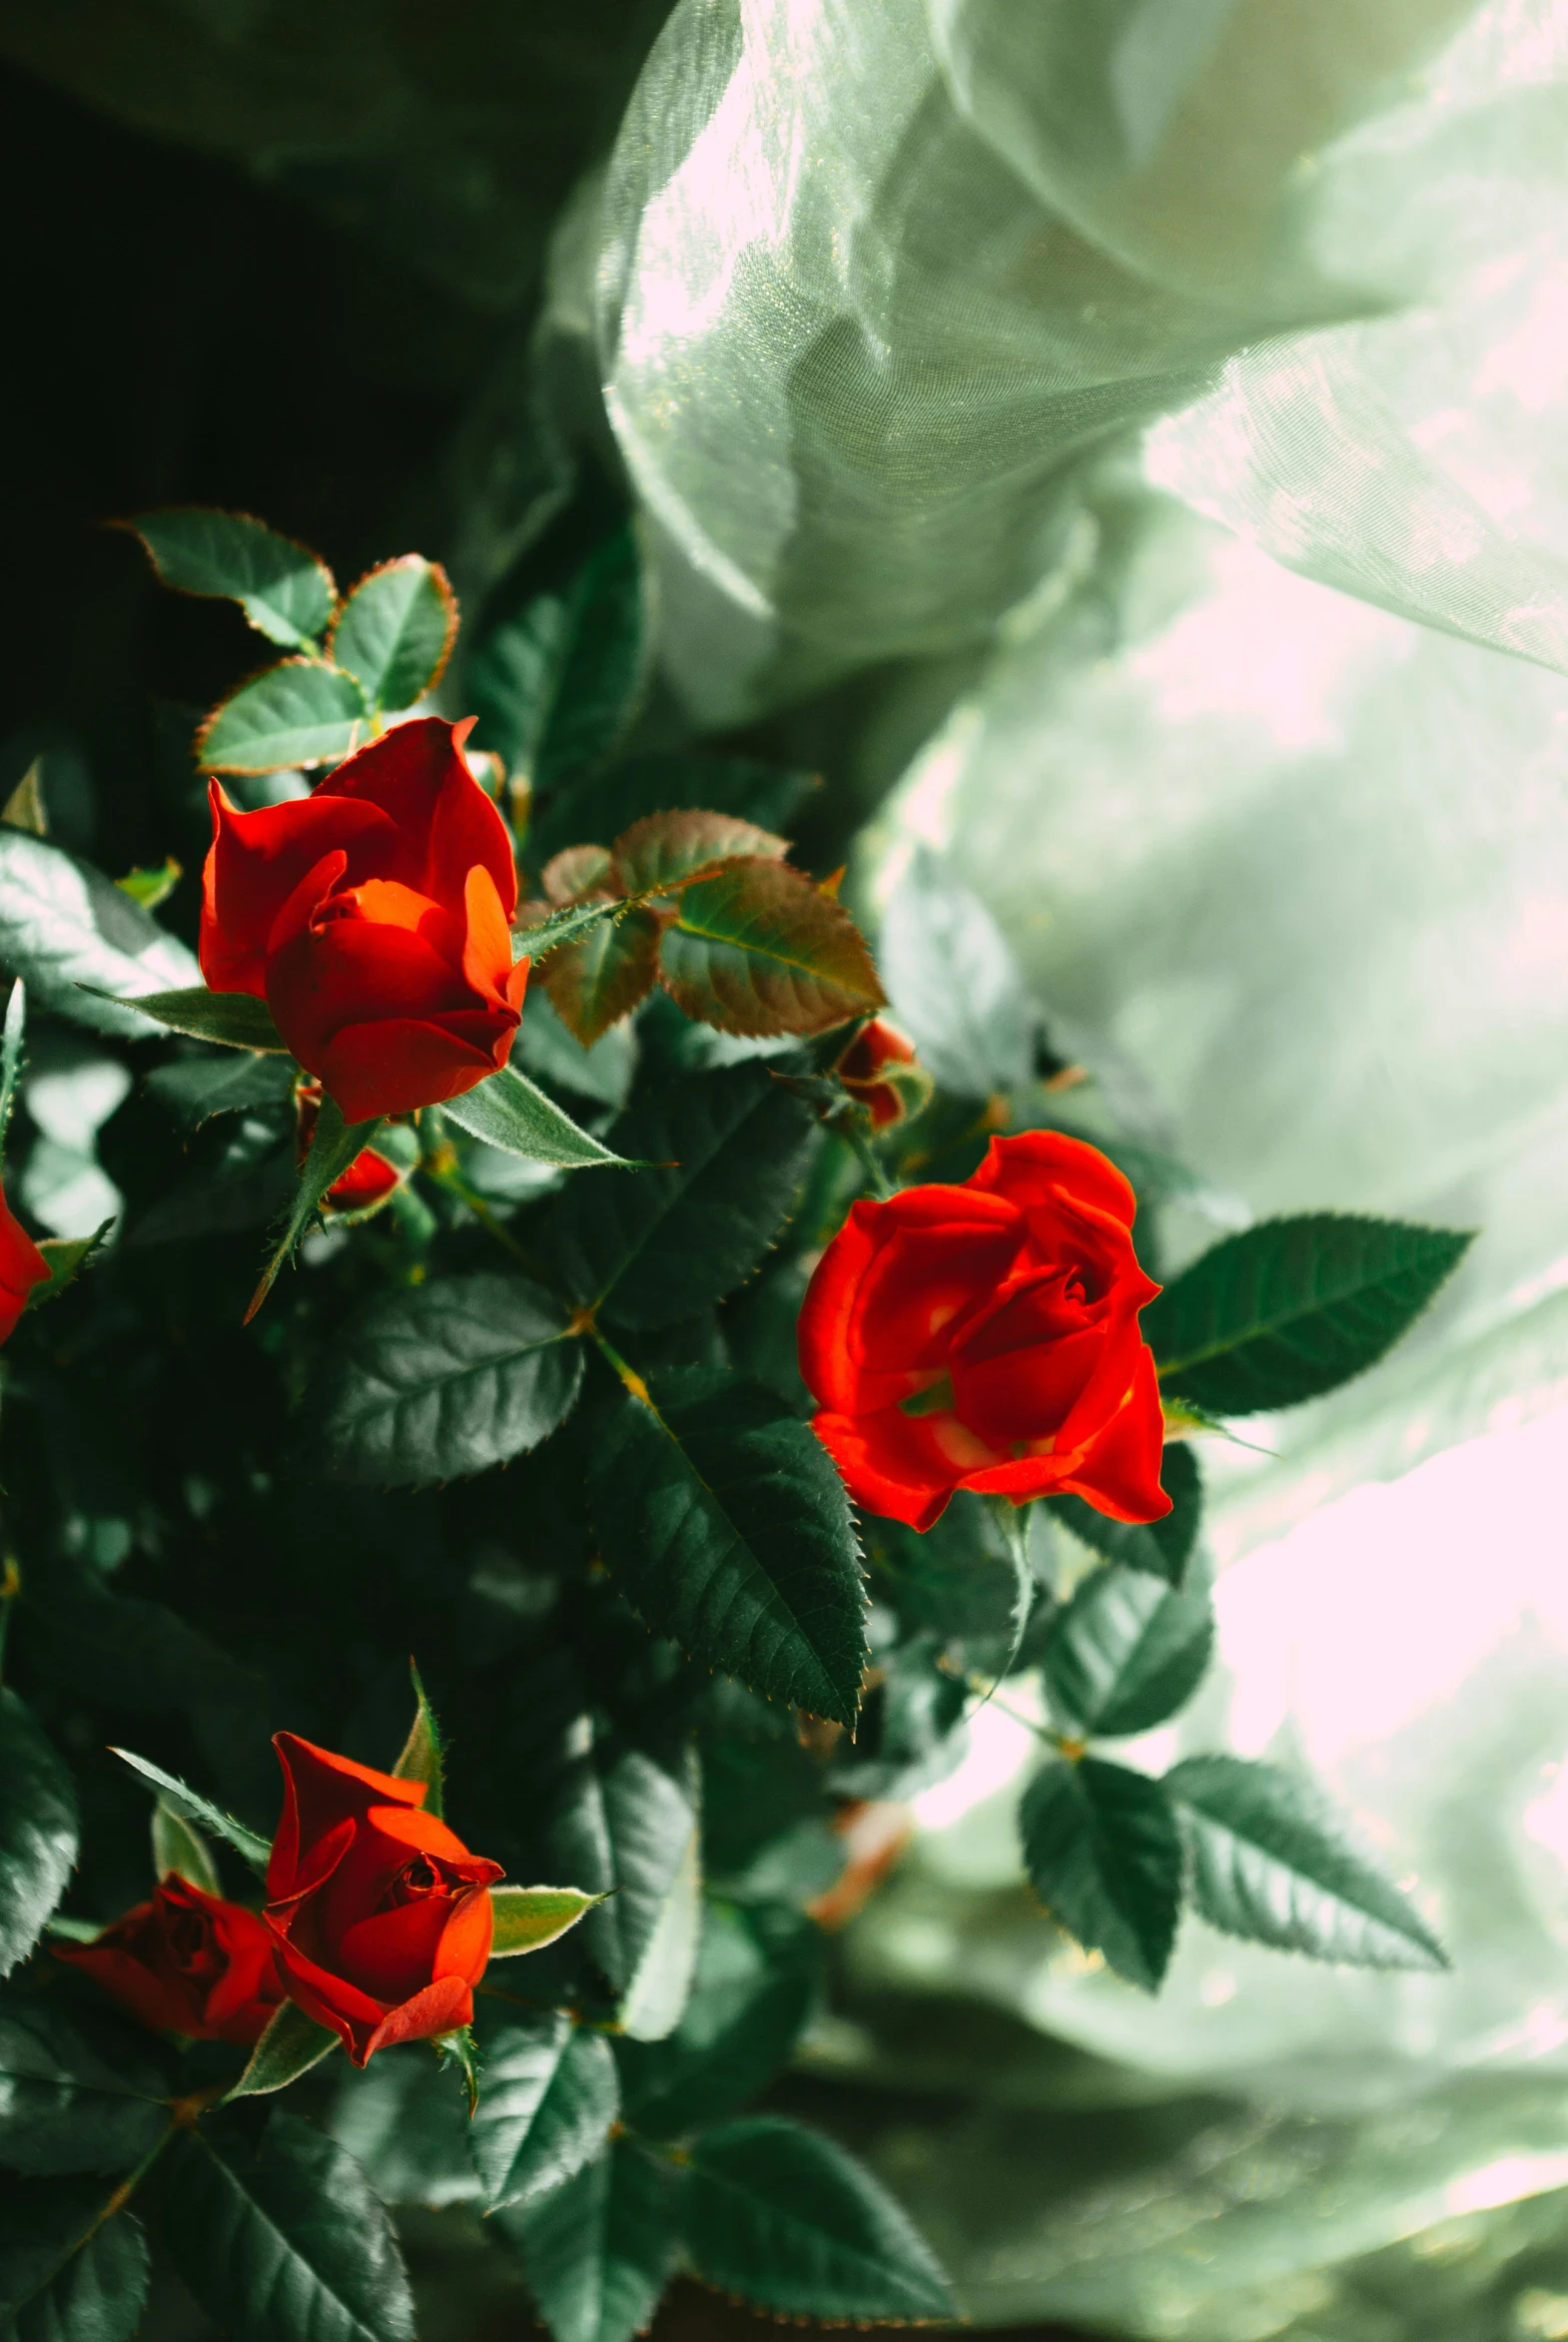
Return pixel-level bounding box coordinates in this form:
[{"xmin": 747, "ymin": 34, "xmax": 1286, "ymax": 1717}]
[{"xmin": 0, "ymin": 505, "xmax": 1471, "ymax": 2342}]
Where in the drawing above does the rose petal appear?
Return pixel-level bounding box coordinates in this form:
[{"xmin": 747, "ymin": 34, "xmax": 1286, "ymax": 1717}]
[
  {"xmin": 322, "ymin": 717, "xmax": 516, "ymax": 920},
  {"xmin": 969, "ymin": 1130, "xmax": 1139, "ymax": 1228},
  {"xmin": 1054, "ymin": 1345, "xmax": 1172, "ymax": 1523},
  {"xmin": 268, "ymin": 1733, "xmax": 422, "ymax": 1902},
  {"xmin": 434, "ymin": 1882, "xmax": 495, "ymax": 1985},
  {"xmin": 363, "ymin": 1973, "xmax": 473, "ymax": 2061},
  {"xmin": 812, "ymin": 1404, "xmax": 1005, "ymax": 1532},
  {"xmin": 336, "ymin": 1897, "xmax": 457, "ymax": 2001},
  {"xmin": 199, "ymin": 782, "xmax": 392, "ymax": 997},
  {"xmin": 317, "ymin": 1014, "xmax": 514, "ymax": 1122}
]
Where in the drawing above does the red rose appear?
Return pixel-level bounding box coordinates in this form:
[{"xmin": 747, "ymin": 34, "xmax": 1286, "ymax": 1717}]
[
  {"xmin": 294, "ymin": 1082, "xmax": 404, "ymax": 1215},
  {"xmin": 55, "ymin": 1874, "xmax": 284, "ymax": 2045},
  {"xmin": 798, "ymin": 1131, "xmax": 1170, "ymax": 1532},
  {"xmin": 264, "ymin": 1734, "xmax": 503, "ymax": 2066},
  {"xmin": 834, "ymin": 1017, "xmax": 930, "ymax": 1131},
  {"xmin": 200, "ymin": 717, "xmax": 529, "ymax": 1123},
  {"xmin": 0, "ymin": 1183, "xmax": 49, "ymax": 1344}
]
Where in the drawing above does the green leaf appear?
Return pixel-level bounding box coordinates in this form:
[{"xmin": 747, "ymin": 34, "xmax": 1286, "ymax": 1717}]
[
  {"xmin": 0, "ymin": 830, "xmax": 200, "ymax": 1040},
  {"xmin": 164, "ymin": 2111, "xmax": 414, "ymax": 2342},
  {"xmin": 90, "ymin": 986, "xmax": 287, "ymax": 1052},
  {"xmin": 440, "ymin": 1063, "xmax": 629, "ymax": 1171},
  {"xmin": 197, "ymin": 660, "xmax": 369, "ymax": 776},
  {"xmin": 591, "ymin": 1372, "xmax": 868, "ymax": 1730},
  {"xmin": 1043, "ymin": 1566, "xmax": 1214, "ymax": 1739},
  {"xmin": 614, "ymin": 1901, "xmax": 817, "ymax": 2139},
  {"xmin": 27, "ymin": 1223, "xmax": 112, "ymax": 1315},
  {"xmin": 0, "ymin": 1693, "xmax": 78, "ymax": 1977},
  {"xmin": 391, "ymin": 1662, "xmax": 444, "ymax": 1816},
  {"xmin": 226, "ymin": 2001, "xmax": 340, "ymax": 2102},
  {"xmin": 878, "ymin": 845, "xmax": 1034, "ymax": 1097},
  {"xmin": 317, "ymin": 1272, "xmax": 585, "ymax": 1486},
  {"xmin": 488, "ymin": 1887, "xmax": 603, "ymax": 1960},
  {"xmin": 109, "ymin": 1748, "xmax": 270, "ymax": 1878},
  {"xmin": 0, "ymin": 980, "xmax": 25, "ymax": 1153},
  {"xmin": 2, "ymin": 764, "xmax": 48, "ymax": 839},
  {"xmin": 659, "ymin": 861, "xmax": 885, "ymax": 1038},
  {"xmin": 1146, "ymin": 1214, "xmax": 1475, "ymax": 1414},
  {"xmin": 469, "ymin": 525, "xmax": 649, "ymax": 792},
  {"xmin": 115, "ymin": 858, "xmax": 183, "ymax": 913},
  {"xmin": 531, "ymin": 753, "xmax": 816, "ymax": 870},
  {"xmin": 468, "ymin": 2018, "xmax": 620, "ymax": 2212},
  {"xmin": 120, "ymin": 508, "xmax": 336, "ymax": 648},
  {"xmin": 0, "ymin": 2181, "xmax": 149, "ymax": 2342},
  {"xmin": 327, "ymin": 556, "xmax": 457, "ymax": 711},
  {"xmin": 611, "ymin": 810, "xmax": 788, "ymax": 893},
  {"xmin": 683, "ymin": 2117, "xmax": 954, "ymax": 2324},
  {"xmin": 246, "ymin": 1097, "xmax": 383, "ymax": 1322},
  {"xmin": 323, "ymin": 2045, "xmax": 480, "ymax": 2212},
  {"xmin": 1019, "ymin": 1755, "xmax": 1183, "ymax": 1990},
  {"xmin": 151, "ymin": 1798, "xmax": 222, "ymax": 1895},
  {"xmin": 146, "ymin": 1052, "xmax": 297, "ymax": 1132},
  {"xmin": 1047, "ymin": 1441, "xmax": 1202, "ymax": 1586},
  {"xmin": 548, "ymin": 1735, "xmax": 702, "ymax": 2038},
  {"xmin": 544, "ymin": 910, "xmax": 662, "ymax": 1048},
  {"xmin": 1166, "ymin": 1755, "xmax": 1449, "ymax": 1970},
  {"xmin": 516, "ymin": 896, "xmax": 623, "ymax": 962},
  {"xmin": 501, "ymin": 2139, "xmax": 679, "ymax": 2342},
  {"xmin": 515, "ymin": 991, "xmax": 637, "ymax": 1114},
  {"xmin": 0, "ymin": 1990, "xmax": 170, "ymax": 2173},
  {"xmin": 550, "ymin": 1064, "xmax": 815, "ymax": 1330}
]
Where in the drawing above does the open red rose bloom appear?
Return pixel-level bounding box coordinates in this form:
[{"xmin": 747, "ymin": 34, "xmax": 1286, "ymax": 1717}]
[
  {"xmin": 200, "ymin": 716, "xmax": 528, "ymax": 1124},
  {"xmin": 799, "ymin": 1130, "xmax": 1170, "ymax": 1532},
  {"xmin": 265, "ymin": 1734, "xmax": 502, "ymax": 2065},
  {"xmin": 56, "ymin": 1874, "xmax": 284, "ymax": 2045}
]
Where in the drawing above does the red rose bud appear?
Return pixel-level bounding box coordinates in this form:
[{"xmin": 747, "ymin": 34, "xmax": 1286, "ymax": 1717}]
[
  {"xmin": 295, "ymin": 1082, "xmax": 404, "ymax": 1216},
  {"xmin": 55, "ymin": 1875, "xmax": 285, "ymax": 2045},
  {"xmin": 798, "ymin": 1130, "xmax": 1169, "ymax": 1533},
  {"xmin": 0, "ymin": 1182, "xmax": 49, "ymax": 1344},
  {"xmin": 264, "ymin": 1734, "xmax": 502, "ymax": 2066},
  {"xmin": 835, "ymin": 1018, "xmax": 931, "ymax": 1130},
  {"xmin": 200, "ymin": 716, "xmax": 529, "ymax": 1124}
]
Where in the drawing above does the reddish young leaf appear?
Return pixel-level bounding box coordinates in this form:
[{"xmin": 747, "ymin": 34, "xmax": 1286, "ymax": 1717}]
[
  {"xmin": 658, "ymin": 859, "xmax": 886, "ymax": 1037},
  {"xmin": 542, "ymin": 845, "xmax": 616, "ymax": 905},
  {"xmin": 546, "ymin": 907, "xmax": 664, "ymax": 1045},
  {"xmin": 612, "ymin": 810, "xmax": 788, "ymax": 894}
]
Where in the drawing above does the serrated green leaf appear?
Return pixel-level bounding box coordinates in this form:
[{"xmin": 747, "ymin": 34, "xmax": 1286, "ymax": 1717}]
[
  {"xmin": 0, "ymin": 1693, "xmax": 78, "ymax": 1978},
  {"xmin": 198, "ymin": 660, "xmax": 368, "ymax": 776},
  {"xmin": 391, "ymin": 1662, "xmax": 443, "ymax": 1816},
  {"xmin": 1019, "ymin": 1756, "xmax": 1182, "ymax": 1990},
  {"xmin": 1044, "ymin": 1567, "xmax": 1214, "ymax": 1739},
  {"xmin": 317, "ymin": 1272, "xmax": 585, "ymax": 1486},
  {"xmin": 659, "ymin": 861, "xmax": 885, "ymax": 1039},
  {"xmin": 544, "ymin": 909, "xmax": 662, "ymax": 1048},
  {"xmin": 611, "ymin": 810, "xmax": 788, "ymax": 893},
  {"xmin": 614, "ymin": 1902, "xmax": 817, "ymax": 2139},
  {"xmin": 1146, "ymin": 1214, "xmax": 1474, "ymax": 1414},
  {"xmin": 468, "ymin": 2018, "xmax": 619, "ymax": 2212},
  {"xmin": 439, "ymin": 1063, "xmax": 629, "ymax": 1170},
  {"xmin": 1166, "ymin": 1755, "xmax": 1449, "ymax": 1970},
  {"xmin": 121, "ymin": 508, "xmax": 335, "ymax": 648},
  {"xmin": 146, "ymin": 1052, "xmax": 296, "ymax": 1132},
  {"xmin": 164, "ymin": 2112, "xmax": 414, "ymax": 2342},
  {"xmin": 323, "ymin": 2046, "xmax": 480, "ymax": 2212},
  {"xmin": 0, "ymin": 831, "xmax": 200, "ymax": 1040},
  {"xmin": 0, "ymin": 1991, "xmax": 171, "ymax": 2173},
  {"xmin": 225, "ymin": 2001, "xmax": 339, "ymax": 2103},
  {"xmin": 246, "ymin": 1096, "xmax": 382, "ymax": 1322},
  {"xmin": 1047, "ymin": 1441, "xmax": 1202, "ymax": 1586},
  {"xmin": 488, "ymin": 1887, "xmax": 603, "ymax": 1960},
  {"xmin": 90, "ymin": 986, "xmax": 286, "ymax": 1052},
  {"xmin": 27, "ymin": 1223, "xmax": 112, "ymax": 1315},
  {"xmin": 591, "ymin": 1372, "xmax": 868, "ymax": 1730},
  {"xmin": 684, "ymin": 2117, "xmax": 954, "ymax": 2324},
  {"xmin": 550, "ymin": 1064, "xmax": 814, "ymax": 1331},
  {"xmin": 826, "ymin": 1634, "xmax": 969, "ymax": 1803},
  {"xmin": 879, "ymin": 845, "xmax": 1033, "ymax": 1098},
  {"xmin": 548, "ymin": 1735, "xmax": 702, "ymax": 2039},
  {"xmin": 0, "ymin": 980, "xmax": 25, "ymax": 1152},
  {"xmin": 516, "ymin": 896, "xmax": 623, "ymax": 962},
  {"xmin": 151, "ymin": 1798, "xmax": 221, "ymax": 1896},
  {"xmin": 327, "ymin": 556, "xmax": 457, "ymax": 711},
  {"xmin": 501, "ymin": 2139, "xmax": 679, "ymax": 2342},
  {"xmin": 469, "ymin": 526, "xmax": 649, "ymax": 793},
  {"xmin": 0, "ymin": 2182, "xmax": 149, "ymax": 2342},
  {"xmin": 109, "ymin": 1748, "xmax": 270, "ymax": 1878}
]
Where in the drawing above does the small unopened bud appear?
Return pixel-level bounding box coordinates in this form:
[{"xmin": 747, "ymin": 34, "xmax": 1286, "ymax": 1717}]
[{"xmin": 834, "ymin": 1018, "xmax": 932, "ymax": 1130}]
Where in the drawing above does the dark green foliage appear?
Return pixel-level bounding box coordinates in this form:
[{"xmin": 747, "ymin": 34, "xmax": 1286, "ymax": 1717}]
[
  {"xmin": 0, "ymin": 829, "xmax": 199, "ymax": 1037},
  {"xmin": 0, "ymin": 2180, "xmax": 149, "ymax": 2342},
  {"xmin": 164, "ymin": 2114, "xmax": 415, "ymax": 2342},
  {"xmin": 468, "ymin": 525, "xmax": 649, "ymax": 792},
  {"xmin": 614, "ymin": 1901, "xmax": 818, "ymax": 2138},
  {"xmin": 1147, "ymin": 1214, "xmax": 1473, "ymax": 1412},
  {"xmin": 1048, "ymin": 1440, "xmax": 1202, "ymax": 1585},
  {"xmin": 1020, "ymin": 1757, "xmax": 1184, "ymax": 1990},
  {"xmin": 468, "ymin": 2018, "xmax": 620, "ymax": 2211},
  {"xmin": 546, "ymin": 1734, "xmax": 701, "ymax": 2038},
  {"xmin": 0, "ymin": 1990, "xmax": 170, "ymax": 2173},
  {"xmin": 683, "ymin": 2117, "xmax": 955, "ymax": 2323},
  {"xmin": 1043, "ymin": 1565, "xmax": 1214, "ymax": 1738},
  {"xmin": 120, "ymin": 510, "xmax": 336, "ymax": 648},
  {"xmin": 502, "ymin": 2138, "xmax": 680, "ymax": 2342},
  {"xmin": 327, "ymin": 557, "xmax": 455, "ymax": 711},
  {"xmin": 0, "ymin": 1694, "xmax": 79, "ymax": 1976},
  {"xmin": 591, "ymin": 1372, "xmax": 869, "ymax": 1727},
  {"xmin": 438, "ymin": 1065, "xmax": 629, "ymax": 1169}
]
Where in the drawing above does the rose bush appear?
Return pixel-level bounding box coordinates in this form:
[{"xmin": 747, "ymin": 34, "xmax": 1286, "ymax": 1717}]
[
  {"xmin": 799, "ymin": 1130, "xmax": 1169, "ymax": 1531},
  {"xmin": 264, "ymin": 1734, "xmax": 503, "ymax": 2064},
  {"xmin": 200, "ymin": 716, "xmax": 529, "ymax": 1122},
  {"xmin": 294, "ymin": 1082, "xmax": 404, "ymax": 1214},
  {"xmin": 0, "ymin": 1182, "xmax": 48, "ymax": 1343},
  {"xmin": 56, "ymin": 1875, "xmax": 284, "ymax": 2045}
]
